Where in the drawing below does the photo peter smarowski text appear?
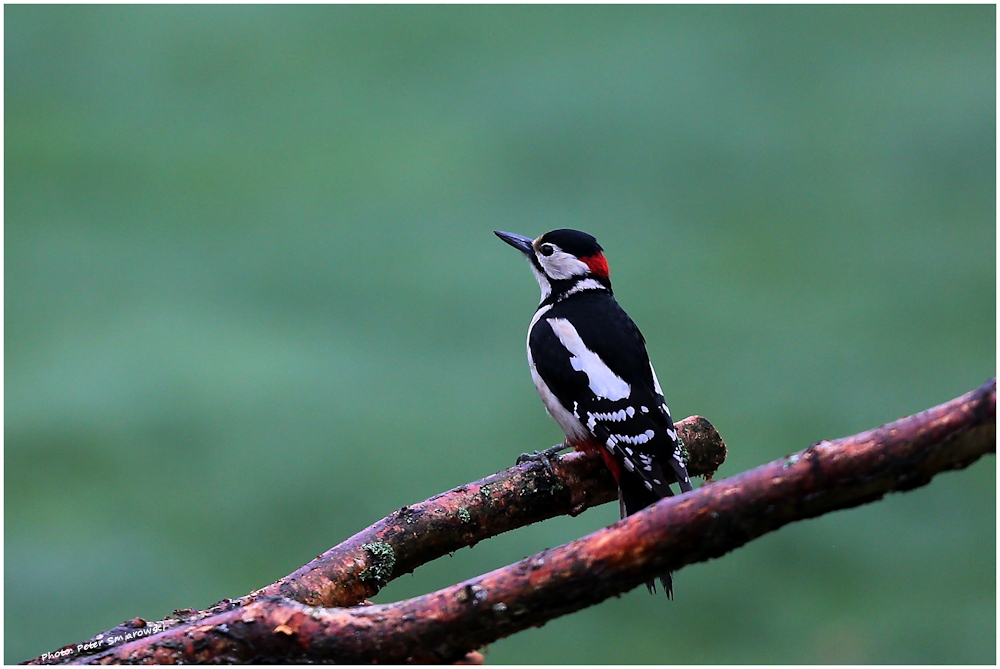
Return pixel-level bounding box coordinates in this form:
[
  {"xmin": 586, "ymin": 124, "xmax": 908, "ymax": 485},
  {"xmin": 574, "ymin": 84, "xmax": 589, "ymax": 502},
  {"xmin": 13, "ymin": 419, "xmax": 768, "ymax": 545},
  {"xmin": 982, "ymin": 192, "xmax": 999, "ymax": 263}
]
[{"xmin": 37, "ymin": 620, "xmax": 168, "ymax": 662}]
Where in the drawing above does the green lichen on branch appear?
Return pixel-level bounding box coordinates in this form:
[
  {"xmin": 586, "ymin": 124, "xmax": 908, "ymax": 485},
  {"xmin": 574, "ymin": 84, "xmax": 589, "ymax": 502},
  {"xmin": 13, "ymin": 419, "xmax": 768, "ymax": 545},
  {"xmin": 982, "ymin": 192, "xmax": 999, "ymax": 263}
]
[{"xmin": 359, "ymin": 541, "xmax": 396, "ymax": 588}]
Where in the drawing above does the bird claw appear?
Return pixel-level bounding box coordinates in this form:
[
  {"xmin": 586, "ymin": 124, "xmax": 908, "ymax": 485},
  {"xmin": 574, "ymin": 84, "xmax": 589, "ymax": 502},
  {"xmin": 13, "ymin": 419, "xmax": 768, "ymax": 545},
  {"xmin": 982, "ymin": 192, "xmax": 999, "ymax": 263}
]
[{"xmin": 515, "ymin": 443, "xmax": 568, "ymax": 476}]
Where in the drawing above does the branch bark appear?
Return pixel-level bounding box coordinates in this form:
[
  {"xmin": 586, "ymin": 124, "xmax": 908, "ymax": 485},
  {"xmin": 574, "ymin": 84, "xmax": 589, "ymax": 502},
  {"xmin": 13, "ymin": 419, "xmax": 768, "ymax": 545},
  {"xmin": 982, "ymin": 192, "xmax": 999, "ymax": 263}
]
[
  {"xmin": 26, "ymin": 380, "xmax": 994, "ymax": 664},
  {"xmin": 254, "ymin": 413, "xmax": 725, "ymax": 608},
  {"xmin": 29, "ymin": 416, "xmax": 723, "ymax": 665}
]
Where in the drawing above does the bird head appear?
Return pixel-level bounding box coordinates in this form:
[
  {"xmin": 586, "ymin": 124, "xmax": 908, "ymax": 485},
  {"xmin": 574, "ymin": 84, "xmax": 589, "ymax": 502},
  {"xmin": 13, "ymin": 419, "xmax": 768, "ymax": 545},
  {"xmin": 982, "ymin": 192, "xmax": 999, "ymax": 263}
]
[{"xmin": 494, "ymin": 228, "xmax": 612, "ymax": 301}]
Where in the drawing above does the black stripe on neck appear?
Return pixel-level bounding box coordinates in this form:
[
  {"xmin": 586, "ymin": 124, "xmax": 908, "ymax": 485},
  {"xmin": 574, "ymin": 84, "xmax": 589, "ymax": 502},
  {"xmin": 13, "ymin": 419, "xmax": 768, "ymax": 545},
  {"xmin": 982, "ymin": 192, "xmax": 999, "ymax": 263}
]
[{"xmin": 539, "ymin": 276, "xmax": 612, "ymax": 308}]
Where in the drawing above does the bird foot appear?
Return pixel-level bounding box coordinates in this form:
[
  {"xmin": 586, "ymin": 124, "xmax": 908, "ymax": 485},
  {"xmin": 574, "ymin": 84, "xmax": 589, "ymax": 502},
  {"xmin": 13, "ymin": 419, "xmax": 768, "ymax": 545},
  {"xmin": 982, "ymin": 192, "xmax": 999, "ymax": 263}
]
[{"xmin": 516, "ymin": 443, "xmax": 569, "ymax": 476}]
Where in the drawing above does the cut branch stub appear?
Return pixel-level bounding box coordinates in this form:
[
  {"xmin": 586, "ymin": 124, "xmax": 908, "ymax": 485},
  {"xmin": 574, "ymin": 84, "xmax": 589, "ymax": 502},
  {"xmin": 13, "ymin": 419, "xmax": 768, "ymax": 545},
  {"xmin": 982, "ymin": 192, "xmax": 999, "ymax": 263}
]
[{"xmin": 679, "ymin": 415, "xmax": 726, "ymax": 479}]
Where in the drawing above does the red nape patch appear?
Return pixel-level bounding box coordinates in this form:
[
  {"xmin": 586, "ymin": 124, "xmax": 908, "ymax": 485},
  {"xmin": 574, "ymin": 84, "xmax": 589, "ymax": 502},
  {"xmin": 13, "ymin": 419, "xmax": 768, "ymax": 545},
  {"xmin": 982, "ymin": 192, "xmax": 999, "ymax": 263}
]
[{"xmin": 581, "ymin": 253, "xmax": 609, "ymax": 278}]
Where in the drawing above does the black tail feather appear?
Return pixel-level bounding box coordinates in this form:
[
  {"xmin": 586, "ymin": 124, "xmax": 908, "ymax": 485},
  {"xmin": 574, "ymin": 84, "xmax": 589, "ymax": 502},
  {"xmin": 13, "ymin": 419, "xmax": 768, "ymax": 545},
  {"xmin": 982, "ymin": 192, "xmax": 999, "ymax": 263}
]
[{"xmin": 620, "ymin": 478, "xmax": 677, "ymax": 598}]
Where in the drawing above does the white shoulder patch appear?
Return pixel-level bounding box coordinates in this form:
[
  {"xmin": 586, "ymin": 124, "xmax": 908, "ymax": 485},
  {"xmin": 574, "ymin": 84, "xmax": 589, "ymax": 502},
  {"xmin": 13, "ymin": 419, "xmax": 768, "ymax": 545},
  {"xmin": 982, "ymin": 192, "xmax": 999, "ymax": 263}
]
[
  {"xmin": 546, "ymin": 317, "xmax": 631, "ymax": 401},
  {"xmin": 526, "ymin": 304, "xmax": 589, "ymax": 443}
]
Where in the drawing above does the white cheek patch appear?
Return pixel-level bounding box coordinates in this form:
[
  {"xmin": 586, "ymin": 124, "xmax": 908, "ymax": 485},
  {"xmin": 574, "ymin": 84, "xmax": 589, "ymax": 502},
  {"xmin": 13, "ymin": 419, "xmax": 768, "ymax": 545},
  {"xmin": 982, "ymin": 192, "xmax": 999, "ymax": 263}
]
[
  {"xmin": 539, "ymin": 250, "xmax": 591, "ymax": 280},
  {"xmin": 546, "ymin": 317, "xmax": 631, "ymax": 401}
]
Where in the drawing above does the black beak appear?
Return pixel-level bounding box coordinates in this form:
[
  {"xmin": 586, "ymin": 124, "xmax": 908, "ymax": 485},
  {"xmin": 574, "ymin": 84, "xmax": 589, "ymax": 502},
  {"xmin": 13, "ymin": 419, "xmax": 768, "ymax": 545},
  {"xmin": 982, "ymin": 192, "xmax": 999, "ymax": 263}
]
[{"xmin": 494, "ymin": 230, "xmax": 534, "ymax": 255}]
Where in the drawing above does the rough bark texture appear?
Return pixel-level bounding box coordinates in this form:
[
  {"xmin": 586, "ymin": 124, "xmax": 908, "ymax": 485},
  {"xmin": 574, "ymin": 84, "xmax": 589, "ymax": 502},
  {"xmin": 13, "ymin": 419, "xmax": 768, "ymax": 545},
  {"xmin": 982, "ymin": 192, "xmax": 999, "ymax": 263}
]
[
  {"xmin": 28, "ymin": 417, "xmax": 723, "ymax": 665},
  {"xmin": 26, "ymin": 380, "xmax": 994, "ymax": 665},
  {"xmin": 255, "ymin": 414, "xmax": 724, "ymax": 608}
]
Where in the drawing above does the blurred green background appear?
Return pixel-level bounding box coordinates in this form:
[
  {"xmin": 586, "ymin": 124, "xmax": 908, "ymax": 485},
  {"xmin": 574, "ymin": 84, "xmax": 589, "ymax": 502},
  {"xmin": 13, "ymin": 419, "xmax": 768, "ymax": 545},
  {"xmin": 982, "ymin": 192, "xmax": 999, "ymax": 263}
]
[{"xmin": 5, "ymin": 5, "xmax": 995, "ymax": 664}]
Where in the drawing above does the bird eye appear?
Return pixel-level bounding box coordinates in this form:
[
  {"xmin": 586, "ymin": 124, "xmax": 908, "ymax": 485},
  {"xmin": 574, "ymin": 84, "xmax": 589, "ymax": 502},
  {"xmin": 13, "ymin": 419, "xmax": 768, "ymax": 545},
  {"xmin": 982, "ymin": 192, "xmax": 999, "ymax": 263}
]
[{"xmin": 539, "ymin": 244, "xmax": 555, "ymax": 257}]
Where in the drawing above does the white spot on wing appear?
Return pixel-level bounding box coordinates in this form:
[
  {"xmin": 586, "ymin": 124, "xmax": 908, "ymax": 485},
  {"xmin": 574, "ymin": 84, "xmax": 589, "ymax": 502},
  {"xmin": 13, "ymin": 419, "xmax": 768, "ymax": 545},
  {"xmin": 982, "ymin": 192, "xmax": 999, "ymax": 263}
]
[
  {"xmin": 609, "ymin": 430, "xmax": 657, "ymax": 446},
  {"xmin": 585, "ymin": 408, "xmax": 631, "ymax": 431},
  {"xmin": 547, "ymin": 318, "xmax": 631, "ymax": 401}
]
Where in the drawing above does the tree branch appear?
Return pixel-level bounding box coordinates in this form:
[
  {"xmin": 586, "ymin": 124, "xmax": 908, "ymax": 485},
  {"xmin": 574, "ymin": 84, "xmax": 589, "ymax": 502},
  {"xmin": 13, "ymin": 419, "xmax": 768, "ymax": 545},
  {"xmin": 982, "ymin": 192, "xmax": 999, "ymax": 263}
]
[
  {"xmin": 254, "ymin": 414, "xmax": 725, "ymax": 608},
  {"xmin": 29, "ymin": 416, "xmax": 724, "ymax": 665},
  {"xmin": 26, "ymin": 380, "xmax": 993, "ymax": 664}
]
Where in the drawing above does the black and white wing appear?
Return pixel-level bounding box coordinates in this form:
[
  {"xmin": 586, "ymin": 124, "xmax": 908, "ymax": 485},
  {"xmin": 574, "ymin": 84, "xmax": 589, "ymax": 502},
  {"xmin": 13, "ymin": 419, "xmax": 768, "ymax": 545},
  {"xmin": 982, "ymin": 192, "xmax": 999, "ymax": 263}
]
[{"xmin": 528, "ymin": 291, "xmax": 692, "ymax": 500}]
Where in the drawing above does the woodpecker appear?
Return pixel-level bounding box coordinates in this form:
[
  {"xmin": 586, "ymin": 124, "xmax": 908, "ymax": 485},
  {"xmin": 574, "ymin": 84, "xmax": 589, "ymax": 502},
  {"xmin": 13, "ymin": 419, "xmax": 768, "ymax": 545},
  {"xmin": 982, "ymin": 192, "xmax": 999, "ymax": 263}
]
[{"xmin": 495, "ymin": 228, "xmax": 692, "ymax": 597}]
